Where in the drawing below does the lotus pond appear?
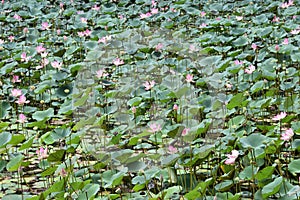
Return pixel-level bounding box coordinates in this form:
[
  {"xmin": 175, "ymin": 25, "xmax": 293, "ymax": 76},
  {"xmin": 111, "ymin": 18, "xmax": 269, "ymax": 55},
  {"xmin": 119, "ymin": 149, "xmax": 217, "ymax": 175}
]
[{"xmin": 1, "ymin": 0, "xmax": 300, "ymax": 199}]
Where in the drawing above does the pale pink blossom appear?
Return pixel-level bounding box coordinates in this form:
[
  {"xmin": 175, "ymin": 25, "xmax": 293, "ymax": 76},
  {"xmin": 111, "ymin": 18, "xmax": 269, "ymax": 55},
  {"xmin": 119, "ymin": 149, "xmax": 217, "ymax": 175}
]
[
  {"xmin": 92, "ymin": 5, "xmax": 100, "ymax": 11},
  {"xmin": 182, "ymin": 128, "xmax": 190, "ymax": 136},
  {"xmin": 0, "ymin": 39, "xmax": 4, "ymax": 44},
  {"xmin": 84, "ymin": 29, "xmax": 92, "ymax": 36},
  {"xmin": 280, "ymin": 128, "xmax": 294, "ymax": 141},
  {"xmin": 275, "ymin": 44, "xmax": 280, "ymax": 51},
  {"xmin": 131, "ymin": 106, "xmax": 136, "ymax": 114},
  {"xmin": 291, "ymin": 29, "xmax": 300, "ymax": 35},
  {"xmin": 282, "ymin": 38, "xmax": 289, "ymax": 45},
  {"xmin": 36, "ymin": 65, "xmax": 43, "ymax": 70},
  {"xmin": 272, "ymin": 16, "xmax": 280, "ymax": 22},
  {"xmin": 36, "ymin": 45, "xmax": 46, "ymax": 54},
  {"xmin": 41, "ymin": 52, "xmax": 48, "ymax": 58},
  {"xmin": 281, "ymin": 2, "xmax": 289, "ymax": 8},
  {"xmin": 13, "ymin": 14, "xmax": 22, "ymax": 21},
  {"xmin": 226, "ymin": 83, "xmax": 233, "ymax": 89},
  {"xmin": 155, "ymin": 43, "xmax": 163, "ymax": 51},
  {"xmin": 81, "ymin": 17, "xmax": 87, "ymax": 23},
  {"xmin": 96, "ymin": 69, "xmax": 108, "ymax": 78},
  {"xmin": 186, "ymin": 74, "xmax": 194, "ymax": 82},
  {"xmin": 113, "ymin": 58, "xmax": 124, "ymax": 66},
  {"xmin": 234, "ymin": 60, "xmax": 243, "ymax": 65},
  {"xmin": 41, "ymin": 22, "xmax": 50, "ymax": 30},
  {"xmin": 23, "ymin": 27, "xmax": 28, "ymax": 34},
  {"xmin": 12, "ymin": 75, "xmax": 21, "ymax": 83},
  {"xmin": 57, "ymin": 29, "xmax": 61, "ymax": 35},
  {"xmin": 236, "ymin": 16, "xmax": 243, "ymax": 21},
  {"xmin": 189, "ymin": 44, "xmax": 197, "ymax": 52},
  {"xmin": 21, "ymin": 52, "xmax": 31, "ymax": 62},
  {"xmin": 149, "ymin": 123, "xmax": 161, "ymax": 133},
  {"xmin": 11, "ymin": 89, "xmax": 22, "ymax": 97},
  {"xmin": 173, "ymin": 104, "xmax": 178, "ymax": 111},
  {"xmin": 272, "ymin": 112, "xmax": 287, "ymax": 121},
  {"xmin": 200, "ymin": 11, "xmax": 206, "ymax": 17},
  {"xmin": 16, "ymin": 95, "xmax": 30, "ymax": 105},
  {"xmin": 293, "ymin": 15, "xmax": 297, "ymax": 19},
  {"xmin": 60, "ymin": 168, "xmax": 67, "ymax": 177},
  {"xmin": 8, "ymin": 35, "xmax": 14, "ymax": 42},
  {"xmin": 51, "ymin": 60, "xmax": 63, "ymax": 70},
  {"xmin": 200, "ymin": 23, "xmax": 207, "ymax": 28},
  {"xmin": 151, "ymin": 8, "xmax": 159, "ymax": 15},
  {"xmin": 17, "ymin": 113, "xmax": 27, "ymax": 123},
  {"xmin": 42, "ymin": 58, "xmax": 49, "ymax": 66},
  {"xmin": 168, "ymin": 145, "xmax": 178, "ymax": 154},
  {"xmin": 143, "ymin": 80, "xmax": 155, "ymax": 90},
  {"xmin": 245, "ymin": 65, "xmax": 255, "ymax": 74},
  {"xmin": 151, "ymin": 0, "xmax": 157, "ymax": 7},
  {"xmin": 224, "ymin": 150, "xmax": 239, "ymax": 165},
  {"xmin": 251, "ymin": 43, "xmax": 257, "ymax": 50},
  {"xmin": 98, "ymin": 35, "xmax": 111, "ymax": 44},
  {"xmin": 63, "ymin": 36, "xmax": 68, "ymax": 41},
  {"xmin": 36, "ymin": 147, "xmax": 48, "ymax": 160},
  {"xmin": 59, "ymin": 2, "xmax": 64, "ymax": 9},
  {"xmin": 78, "ymin": 31, "xmax": 85, "ymax": 37},
  {"xmin": 140, "ymin": 12, "xmax": 152, "ymax": 19}
]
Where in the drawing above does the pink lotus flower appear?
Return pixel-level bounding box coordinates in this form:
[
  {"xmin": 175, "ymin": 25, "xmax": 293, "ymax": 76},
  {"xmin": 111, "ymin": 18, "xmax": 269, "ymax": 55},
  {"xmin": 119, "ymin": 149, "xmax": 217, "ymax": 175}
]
[
  {"xmin": 12, "ymin": 75, "xmax": 21, "ymax": 83},
  {"xmin": 173, "ymin": 104, "xmax": 178, "ymax": 111},
  {"xmin": 226, "ymin": 83, "xmax": 233, "ymax": 89},
  {"xmin": 11, "ymin": 89, "xmax": 22, "ymax": 97},
  {"xmin": 16, "ymin": 95, "xmax": 30, "ymax": 105},
  {"xmin": 113, "ymin": 58, "xmax": 124, "ymax": 66},
  {"xmin": 168, "ymin": 145, "xmax": 178, "ymax": 154},
  {"xmin": 131, "ymin": 106, "xmax": 136, "ymax": 114},
  {"xmin": 189, "ymin": 44, "xmax": 197, "ymax": 52},
  {"xmin": 282, "ymin": 38, "xmax": 289, "ymax": 45},
  {"xmin": 234, "ymin": 60, "xmax": 243, "ymax": 65},
  {"xmin": 0, "ymin": 39, "xmax": 4, "ymax": 44},
  {"xmin": 84, "ymin": 29, "xmax": 92, "ymax": 36},
  {"xmin": 140, "ymin": 12, "xmax": 152, "ymax": 19},
  {"xmin": 291, "ymin": 29, "xmax": 300, "ymax": 35},
  {"xmin": 98, "ymin": 35, "xmax": 111, "ymax": 44},
  {"xmin": 236, "ymin": 16, "xmax": 243, "ymax": 21},
  {"xmin": 17, "ymin": 113, "xmax": 27, "ymax": 123},
  {"xmin": 51, "ymin": 60, "xmax": 63, "ymax": 70},
  {"xmin": 272, "ymin": 112, "xmax": 287, "ymax": 121},
  {"xmin": 42, "ymin": 58, "xmax": 49, "ymax": 66},
  {"xmin": 224, "ymin": 150, "xmax": 239, "ymax": 165},
  {"xmin": 57, "ymin": 29, "xmax": 61, "ymax": 35},
  {"xmin": 151, "ymin": 8, "xmax": 159, "ymax": 15},
  {"xmin": 8, "ymin": 35, "xmax": 14, "ymax": 42},
  {"xmin": 21, "ymin": 52, "xmax": 31, "ymax": 62},
  {"xmin": 36, "ymin": 45, "xmax": 46, "ymax": 54},
  {"xmin": 280, "ymin": 128, "xmax": 294, "ymax": 141},
  {"xmin": 36, "ymin": 147, "xmax": 48, "ymax": 160},
  {"xmin": 96, "ymin": 69, "xmax": 108, "ymax": 78},
  {"xmin": 41, "ymin": 22, "xmax": 50, "ymax": 30},
  {"xmin": 78, "ymin": 31, "xmax": 85, "ymax": 37},
  {"xmin": 13, "ymin": 14, "xmax": 22, "ymax": 21},
  {"xmin": 80, "ymin": 17, "xmax": 87, "ymax": 23},
  {"xmin": 143, "ymin": 80, "xmax": 155, "ymax": 90},
  {"xmin": 23, "ymin": 27, "xmax": 28, "ymax": 34},
  {"xmin": 200, "ymin": 23, "xmax": 207, "ymax": 28},
  {"xmin": 60, "ymin": 168, "xmax": 67, "ymax": 177},
  {"xmin": 59, "ymin": 2, "xmax": 64, "ymax": 9},
  {"xmin": 182, "ymin": 128, "xmax": 190, "ymax": 136},
  {"xmin": 251, "ymin": 43, "xmax": 257, "ymax": 50},
  {"xmin": 92, "ymin": 5, "xmax": 100, "ymax": 11},
  {"xmin": 186, "ymin": 74, "xmax": 194, "ymax": 82},
  {"xmin": 155, "ymin": 43, "xmax": 163, "ymax": 51},
  {"xmin": 41, "ymin": 52, "xmax": 48, "ymax": 58},
  {"xmin": 272, "ymin": 16, "xmax": 280, "ymax": 22},
  {"xmin": 200, "ymin": 11, "xmax": 206, "ymax": 17},
  {"xmin": 275, "ymin": 44, "xmax": 280, "ymax": 51},
  {"xmin": 245, "ymin": 65, "xmax": 255, "ymax": 74},
  {"xmin": 151, "ymin": 0, "xmax": 157, "ymax": 7},
  {"xmin": 149, "ymin": 123, "xmax": 161, "ymax": 133}
]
